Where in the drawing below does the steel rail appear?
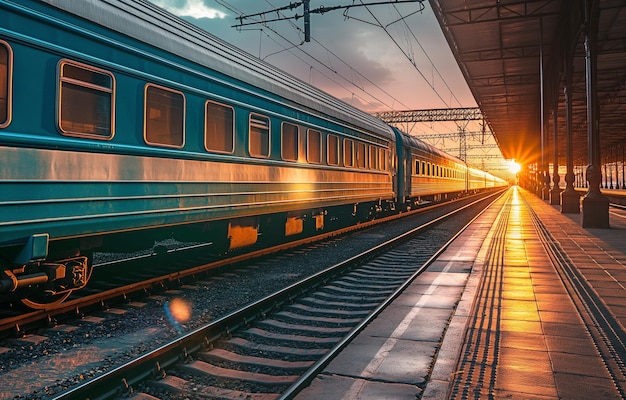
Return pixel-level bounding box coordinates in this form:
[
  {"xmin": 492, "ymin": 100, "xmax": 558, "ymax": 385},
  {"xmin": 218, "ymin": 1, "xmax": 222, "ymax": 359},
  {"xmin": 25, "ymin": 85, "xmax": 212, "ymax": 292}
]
[
  {"xmin": 279, "ymin": 188, "xmax": 507, "ymax": 398},
  {"xmin": 0, "ymin": 191, "xmax": 495, "ymax": 338}
]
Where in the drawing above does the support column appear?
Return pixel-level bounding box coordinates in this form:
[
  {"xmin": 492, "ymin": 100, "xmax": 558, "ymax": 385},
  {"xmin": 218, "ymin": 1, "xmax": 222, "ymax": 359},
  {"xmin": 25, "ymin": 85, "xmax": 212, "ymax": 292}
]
[
  {"xmin": 561, "ymin": 65, "xmax": 579, "ymax": 213},
  {"xmin": 581, "ymin": 3, "xmax": 609, "ymax": 228},
  {"xmin": 603, "ymin": 156, "xmax": 608, "ymax": 189},
  {"xmin": 543, "ymin": 170, "xmax": 551, "ymax": 200},
  {"xmin": 539, "ymin": 29, "xmax": 551, "ymax": 201},
  {"xmin": 609, "ymin": 148, "xmax": 614, "ymax": 189},
  {"xmin": 622, "ymin": 140, "xmax": 626, "ymax": 189},
  {"xmin": 550, "ymin": 109, "xmax": 561, "ymax": 205}
]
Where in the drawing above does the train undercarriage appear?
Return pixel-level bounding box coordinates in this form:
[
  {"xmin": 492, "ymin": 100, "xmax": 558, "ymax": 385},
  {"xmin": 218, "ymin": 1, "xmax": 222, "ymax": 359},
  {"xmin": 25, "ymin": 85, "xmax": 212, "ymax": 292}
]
[{"xmin": 1, "ymin": 200, "xmax": 392, "ymax": 309}]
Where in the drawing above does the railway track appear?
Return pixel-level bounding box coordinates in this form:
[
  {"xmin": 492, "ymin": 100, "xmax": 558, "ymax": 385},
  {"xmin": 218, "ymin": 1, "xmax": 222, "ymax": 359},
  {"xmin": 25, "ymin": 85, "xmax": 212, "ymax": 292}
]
[
  {"xmin": 0, "ymin": 192, "xmax": 497, "ymax": 340},
  {"xmin": 47, "ymin": 191, "xmax": 504, "ymax": 400}
]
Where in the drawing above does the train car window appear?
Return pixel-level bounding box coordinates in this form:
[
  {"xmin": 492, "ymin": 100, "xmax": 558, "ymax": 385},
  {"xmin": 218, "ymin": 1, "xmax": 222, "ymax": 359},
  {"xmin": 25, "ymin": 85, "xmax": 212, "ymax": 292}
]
[
  {"xmin": 356, "ymin": 142, "xmax": 366, "ymax": 168},
  {"xmin": 415, "ymin": 159, "xmax": 420, "ymax": 175},
  {"xmin": 307, "ymin": 129, "xmax": 322, "ymax": 164},
  {"xmin": 281, "ymin": 122, "xmax": 299, "ymax": 161},
  {"xmin": 144, "ymin": 84, "xmax": 184, "ymax": 147},
  {"xmin": 344, "ymin": 139, "xmax": 354, "ymax": 167},
  {"xmin": 369, "ymin": 146, "xmax": 378, "ymax": 170},
  {"xmin": 59, "ymin": 61, "xmax": 114, "ymax": 139},
  {"xmin": 328, "ymin": 134, "xmax": 339, "ymax": 165},
  {"xmin": 0, "ymin": 41, "xmax": 11, "ymax": 128},
  {"xmin": 205, "ymin": 100, "xmax": 234, "ymax": 153},
  {"xmin": 249, "ymin": 113, "xmax": 270, "ymax": 158},
  {"xmin": 427, "ymin": 163, "xmax": 431, "ymax": 176},
  {"xmin": 380, "ymin": 149, "xmax": 387, "ymax": 171}
]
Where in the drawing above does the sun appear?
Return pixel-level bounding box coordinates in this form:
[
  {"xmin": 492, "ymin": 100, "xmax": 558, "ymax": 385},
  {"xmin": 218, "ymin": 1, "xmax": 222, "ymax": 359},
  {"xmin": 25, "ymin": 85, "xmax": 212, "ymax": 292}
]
[{"xmin": 508, "ymin": 160, "xmax": 522, "ymax": 174}]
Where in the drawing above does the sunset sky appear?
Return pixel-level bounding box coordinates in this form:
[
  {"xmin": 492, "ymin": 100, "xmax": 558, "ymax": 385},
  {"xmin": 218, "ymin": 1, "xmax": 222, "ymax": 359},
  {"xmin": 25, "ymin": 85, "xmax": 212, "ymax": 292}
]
[
  {"xmin": 146, "ymin": 0, "xmax": 511, "ymax": 175},
  {"xmin": 147, "ymin": 0, "xmax": 475, "ymax": 111}
]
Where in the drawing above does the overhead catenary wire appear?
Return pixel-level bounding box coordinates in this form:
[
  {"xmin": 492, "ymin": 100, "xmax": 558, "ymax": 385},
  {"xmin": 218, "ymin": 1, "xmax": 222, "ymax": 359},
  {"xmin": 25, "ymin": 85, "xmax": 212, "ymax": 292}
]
[
  {"xmin": 252, "ymin": 0, "xmax": 417, "ymax": 111},
  {"xmin": 189, "ymin": 0, "xmax": 392, "ymax": 110},
  {"xmin": 217, "ymin": 0, "xmax": 466, "ymax": 136},
  {"xmin": 233, "ymin": 1, "xmax": 425, "ymax": 30},
  {"xmin": 389, "ymin": 2, "xmax": 464, "ymax": 109},
  {"xmin": 357, "ymin": 0, "xmax": 451, "ymax": 109}
]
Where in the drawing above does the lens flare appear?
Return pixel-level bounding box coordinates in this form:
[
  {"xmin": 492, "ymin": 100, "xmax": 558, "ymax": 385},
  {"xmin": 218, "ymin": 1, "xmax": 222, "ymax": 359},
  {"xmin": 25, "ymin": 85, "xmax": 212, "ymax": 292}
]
[
  {"xmin": 164, "ymin": 298, "xmax": 192, "ymax": 333},
  {"xmin": 169, "ymin": 298, "xmax": 192, "ymax": 322},
  {"xmin": 508, "ymin": 160, "xmax": 522, "ymax": 174}
]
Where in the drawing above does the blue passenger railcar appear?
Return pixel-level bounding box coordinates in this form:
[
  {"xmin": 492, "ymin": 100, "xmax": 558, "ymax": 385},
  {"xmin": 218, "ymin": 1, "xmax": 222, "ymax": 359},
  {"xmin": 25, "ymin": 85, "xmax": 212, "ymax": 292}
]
[
  {"xmin": 0, "ymin": 0, "xmax": 506, "ymax": 307},
  {"xmin": 0, "ymin": 0, "xmax": 397, "ymax": 306}
]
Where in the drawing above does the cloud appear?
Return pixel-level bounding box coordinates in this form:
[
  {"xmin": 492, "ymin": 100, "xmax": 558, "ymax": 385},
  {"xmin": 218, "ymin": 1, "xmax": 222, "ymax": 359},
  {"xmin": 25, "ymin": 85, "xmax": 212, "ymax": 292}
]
[{"xmin": 151, "ymin": 0, "xmax": 227, "ymax": 20}]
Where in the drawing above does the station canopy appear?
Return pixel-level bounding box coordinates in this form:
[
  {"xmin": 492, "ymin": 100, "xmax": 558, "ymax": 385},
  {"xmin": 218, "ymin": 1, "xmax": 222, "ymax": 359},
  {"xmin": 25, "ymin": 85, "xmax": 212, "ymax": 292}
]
[{"xmin": 428, "ymin": 0, "xmax": 626, "ymax": 168}]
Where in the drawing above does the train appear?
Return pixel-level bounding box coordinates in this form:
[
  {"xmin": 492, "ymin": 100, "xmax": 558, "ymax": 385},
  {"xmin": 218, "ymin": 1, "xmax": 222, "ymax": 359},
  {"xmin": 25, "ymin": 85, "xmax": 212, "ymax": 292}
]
[{"xmin": 0, "ymin": 0, "xmax": 507, "ymax": 308}]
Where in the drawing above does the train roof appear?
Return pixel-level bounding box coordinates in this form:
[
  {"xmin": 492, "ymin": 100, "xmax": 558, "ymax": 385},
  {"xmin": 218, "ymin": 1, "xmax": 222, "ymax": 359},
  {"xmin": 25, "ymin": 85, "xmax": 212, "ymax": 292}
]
[{"xmin": 39, "ymin": 0, "xmax": 395, "ymax": 141}]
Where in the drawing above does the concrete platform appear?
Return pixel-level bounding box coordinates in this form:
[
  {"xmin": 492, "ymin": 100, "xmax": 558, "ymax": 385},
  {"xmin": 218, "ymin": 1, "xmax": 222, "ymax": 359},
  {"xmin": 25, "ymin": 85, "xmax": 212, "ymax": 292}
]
[{"xmin": 296, "ymin": 187, "xmax": 626, "ymax": 400}]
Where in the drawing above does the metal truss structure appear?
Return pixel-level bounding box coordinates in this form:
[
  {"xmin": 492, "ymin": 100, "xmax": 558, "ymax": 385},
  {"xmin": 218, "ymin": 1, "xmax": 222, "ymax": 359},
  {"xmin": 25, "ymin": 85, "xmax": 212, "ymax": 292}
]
[
  {"xmin": 371, "ymin": 107, "xmax": 483, "ymax": 123},
  {"xmin": 372, "ymin": 108, "xmax": 511, "ymax": 171}
]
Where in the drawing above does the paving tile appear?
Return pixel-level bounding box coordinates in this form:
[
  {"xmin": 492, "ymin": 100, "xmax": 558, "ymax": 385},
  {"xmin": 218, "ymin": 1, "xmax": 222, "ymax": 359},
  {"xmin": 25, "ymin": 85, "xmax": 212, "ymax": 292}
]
[
  {"xmin": 499, "ymin": 307, "xmax": 540, "ymax": 321},
  {"xmin": 538, "ymin": 310, "xmax": 582, "ymax": 324},
  {"xmin": 298, "ymin": 374, "xmax": 421, "ymax": 399},
  {"xmin": 550, "ymin": 352, "xmax": 611, "ymax": 378},
  {"xmin": 322, "ymin": 335, "xmax": 437, "ymax": 384},
  {"xmin": 553, "ymin": 373, "xmax": 620, "ymax": 400},
  {"xmin": 393, "ymin": 288, "xmax": 463, "ymax": 309},
  {"xmin": 498, "ymin": 331, "xmax": 549, "ymax": 352},
  {"xmin": 543, "ymin": 335, "xmax": 597, "ymax": 356},
  {"xmin": 498, "ymin": 345, "xmax": 551, "ymax": 367},
  {"xmin": 495, "ymin": 365, "xmax": 558, "ymax": 397}
]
